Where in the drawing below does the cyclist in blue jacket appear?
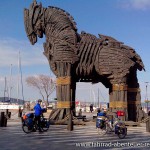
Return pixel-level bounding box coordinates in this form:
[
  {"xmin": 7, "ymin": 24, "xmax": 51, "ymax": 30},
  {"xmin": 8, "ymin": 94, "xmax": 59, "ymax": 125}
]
[
  {"xmin": 34, "ymin": 99, "xmax": 44, "ymax": 132},
  {"xmin": 97, "ymin": 108, "xmax": 107, "ymax": 117}
]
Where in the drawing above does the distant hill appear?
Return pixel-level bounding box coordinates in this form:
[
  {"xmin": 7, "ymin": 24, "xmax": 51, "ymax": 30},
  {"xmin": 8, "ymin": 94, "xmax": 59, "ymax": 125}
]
[{"xmin": 0, "ymin": 97, "xmax": 25, "ymax": 105}]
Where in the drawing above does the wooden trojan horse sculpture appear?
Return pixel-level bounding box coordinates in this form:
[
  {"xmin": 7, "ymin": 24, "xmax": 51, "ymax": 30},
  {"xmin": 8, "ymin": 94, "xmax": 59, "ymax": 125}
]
[{"xmin": 24, "ymin": 0, "xmax": 145, "ymax": 130}]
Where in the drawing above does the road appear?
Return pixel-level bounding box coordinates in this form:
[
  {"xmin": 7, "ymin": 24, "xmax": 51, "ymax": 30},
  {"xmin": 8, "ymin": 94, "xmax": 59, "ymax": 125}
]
[{"xmin": 0, "ymin": 119, "xmax": 150, "ymax": 150}]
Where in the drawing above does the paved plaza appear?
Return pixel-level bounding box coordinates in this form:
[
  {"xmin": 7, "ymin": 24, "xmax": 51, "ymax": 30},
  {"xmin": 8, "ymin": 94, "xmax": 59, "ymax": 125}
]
[{"xmin": 0, "ymin": 118, "xmax": 150, "ymax": 150}]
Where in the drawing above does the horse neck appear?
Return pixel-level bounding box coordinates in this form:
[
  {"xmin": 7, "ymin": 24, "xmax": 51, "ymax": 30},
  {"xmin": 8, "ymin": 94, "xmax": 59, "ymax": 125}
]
[{"xmin": 44, "ymin": 7, "xmax": 77, "ymax": 40}]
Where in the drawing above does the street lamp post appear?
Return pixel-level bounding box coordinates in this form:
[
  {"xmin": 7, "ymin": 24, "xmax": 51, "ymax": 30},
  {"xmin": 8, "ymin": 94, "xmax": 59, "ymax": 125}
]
[
  {"xmin": 98, "ymin": 88, "xmax": 100, "ymax": 108},
  {"xmin": 145, "ymin": 82, "xmax": 150, "ymax": 113}
]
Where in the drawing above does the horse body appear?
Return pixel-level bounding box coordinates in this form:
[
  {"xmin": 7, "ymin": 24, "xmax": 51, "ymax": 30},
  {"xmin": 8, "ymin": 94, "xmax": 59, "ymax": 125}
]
[
  {"xmin": 24, "ymin": 1, "xmax": 145, "ymax": 122},
  {"xmin": 24, "ymin": 2, "xmax": 144, "ymax": 85}
]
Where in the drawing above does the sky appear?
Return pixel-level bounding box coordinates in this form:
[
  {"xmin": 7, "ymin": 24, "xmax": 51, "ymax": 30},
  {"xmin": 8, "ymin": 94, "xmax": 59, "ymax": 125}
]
[{"xmin": 0, "ymin": 0, "xmax": 150, "ymax": 103}]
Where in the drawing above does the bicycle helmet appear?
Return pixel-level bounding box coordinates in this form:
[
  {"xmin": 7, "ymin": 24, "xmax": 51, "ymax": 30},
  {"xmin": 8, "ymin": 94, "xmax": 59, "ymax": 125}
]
[{"xmin": 37, "ymin": 99, "xmax": 42, "ymax": 103}]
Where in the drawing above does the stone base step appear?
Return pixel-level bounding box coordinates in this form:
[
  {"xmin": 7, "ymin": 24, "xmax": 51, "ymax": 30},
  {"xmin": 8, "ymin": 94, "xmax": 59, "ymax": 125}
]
[{"xmin": 125, "ymin": 121, "xmax": 140, "ymax": 127}]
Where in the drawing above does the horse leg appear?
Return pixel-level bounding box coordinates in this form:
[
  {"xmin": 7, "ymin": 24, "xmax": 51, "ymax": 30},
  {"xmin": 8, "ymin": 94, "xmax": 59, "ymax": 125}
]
[
  {"xmin": 71, "ymin": 81, "xmax": 76, "ymax": 117},
  {"xmin": 109, "ymin": 77, "xmax": 128, "ymax": 121},
  {"xmin": 127, "ymin": 69, "xmax": 144, "ymax": 122},
  {"xmin": 55, "ymin": 62, "xmax": 73, "ymax": 130}
]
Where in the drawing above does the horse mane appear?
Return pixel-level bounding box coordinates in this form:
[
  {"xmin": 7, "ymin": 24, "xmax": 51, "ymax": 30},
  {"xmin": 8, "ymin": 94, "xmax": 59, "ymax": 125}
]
[
  {"xmin": 47, "ymin": 6, "xmax": 77, "ymax": 31},
  {"xmin": 43, "ymin": 6, "xmax": 79, "ymax": 63}
]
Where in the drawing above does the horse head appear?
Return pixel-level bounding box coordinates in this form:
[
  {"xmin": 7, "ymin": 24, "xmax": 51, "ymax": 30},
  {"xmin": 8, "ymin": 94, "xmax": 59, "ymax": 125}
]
[{"xmin": 24, "ymin": 0, "xmax": 44, "ymax": 45}]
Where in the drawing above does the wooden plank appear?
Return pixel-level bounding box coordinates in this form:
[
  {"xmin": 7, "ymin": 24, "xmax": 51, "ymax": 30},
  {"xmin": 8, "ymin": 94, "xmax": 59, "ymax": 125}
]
[{"xmin": 58, "ymin": 109, "xmax": 65, "ymax": 120}]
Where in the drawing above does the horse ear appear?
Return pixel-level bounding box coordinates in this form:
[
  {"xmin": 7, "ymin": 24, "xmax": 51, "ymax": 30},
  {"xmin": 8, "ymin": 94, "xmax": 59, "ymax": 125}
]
[
  {"xmin": 30, "ymin": 0, "xmax": 37, "ymax": 10},
  {"xmin": 33, "ymin": 0, "xmax": 37, "ymax": 5}
]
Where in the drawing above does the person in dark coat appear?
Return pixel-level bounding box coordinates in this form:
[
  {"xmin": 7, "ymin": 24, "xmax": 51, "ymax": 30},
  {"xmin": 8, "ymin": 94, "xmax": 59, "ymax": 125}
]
[
  {"xmin": 18, "ymin": 107, "xmax": 22, "ymax": 117},
  {"xmin": 90, "ymin": 104, "xmax": 93, "ymax": 113},
  {"xmin": 148, "ymin": 111, "xmax": 150, "ymax": 116}
]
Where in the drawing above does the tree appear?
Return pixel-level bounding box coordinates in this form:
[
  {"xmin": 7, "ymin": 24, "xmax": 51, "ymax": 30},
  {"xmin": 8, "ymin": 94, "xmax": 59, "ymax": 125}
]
[{"xmin": 26, "ymin": 74, "xmax": 55, "ymax": 104}]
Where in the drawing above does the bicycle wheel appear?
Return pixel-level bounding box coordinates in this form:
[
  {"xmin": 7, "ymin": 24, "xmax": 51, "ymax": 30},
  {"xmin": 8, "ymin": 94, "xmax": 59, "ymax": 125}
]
[
  {"xmin": 105, "ymin": 125, "xmax": 112, "ymax": 134},
  {"xmin": 32, "ymin": 123, "xmax": 38, "ymax": 132},
  {"xmin": 117, "ymin": 127, "xmax": 126, "ymax": 139},
  {"xmin": 22, "ymin": 124, "xmax": 33, "ymax": 133},
  {"xmin": 97, "ymin": 126, "xmax": 107, "ymax": 135},
  {"xmin": 41, "ymin": 120, "xmax": 50, "ymax": 131}
]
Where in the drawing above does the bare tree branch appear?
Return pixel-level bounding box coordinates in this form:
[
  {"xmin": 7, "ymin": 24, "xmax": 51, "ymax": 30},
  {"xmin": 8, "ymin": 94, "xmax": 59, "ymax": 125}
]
[{"xmin": 26, "ymin": 74, "xmax": 56, "ymax": 104}]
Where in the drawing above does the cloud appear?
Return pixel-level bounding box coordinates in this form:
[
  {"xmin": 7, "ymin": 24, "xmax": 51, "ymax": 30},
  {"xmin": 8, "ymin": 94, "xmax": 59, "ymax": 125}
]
[
  {"xmin": 0, "ymin": 37, "xmax": 58, "ymax": 101},
  {"xmin": 118, "ymin": 0, "xmax": 150, "ymax": 10},
  {"xmin": 0, "ymin": 38, "xmax": 47, "ymax": 68}
]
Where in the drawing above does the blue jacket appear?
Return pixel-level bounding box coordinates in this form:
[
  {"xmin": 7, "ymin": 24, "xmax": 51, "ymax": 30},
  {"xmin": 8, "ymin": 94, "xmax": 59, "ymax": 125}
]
[
  {"xmin": 34, "ymin": 103, "xmax": 43, "ymax": 116},
  {"xmin": 97, "ymin": 112, "xmax": 106, "ymax": 117}
]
